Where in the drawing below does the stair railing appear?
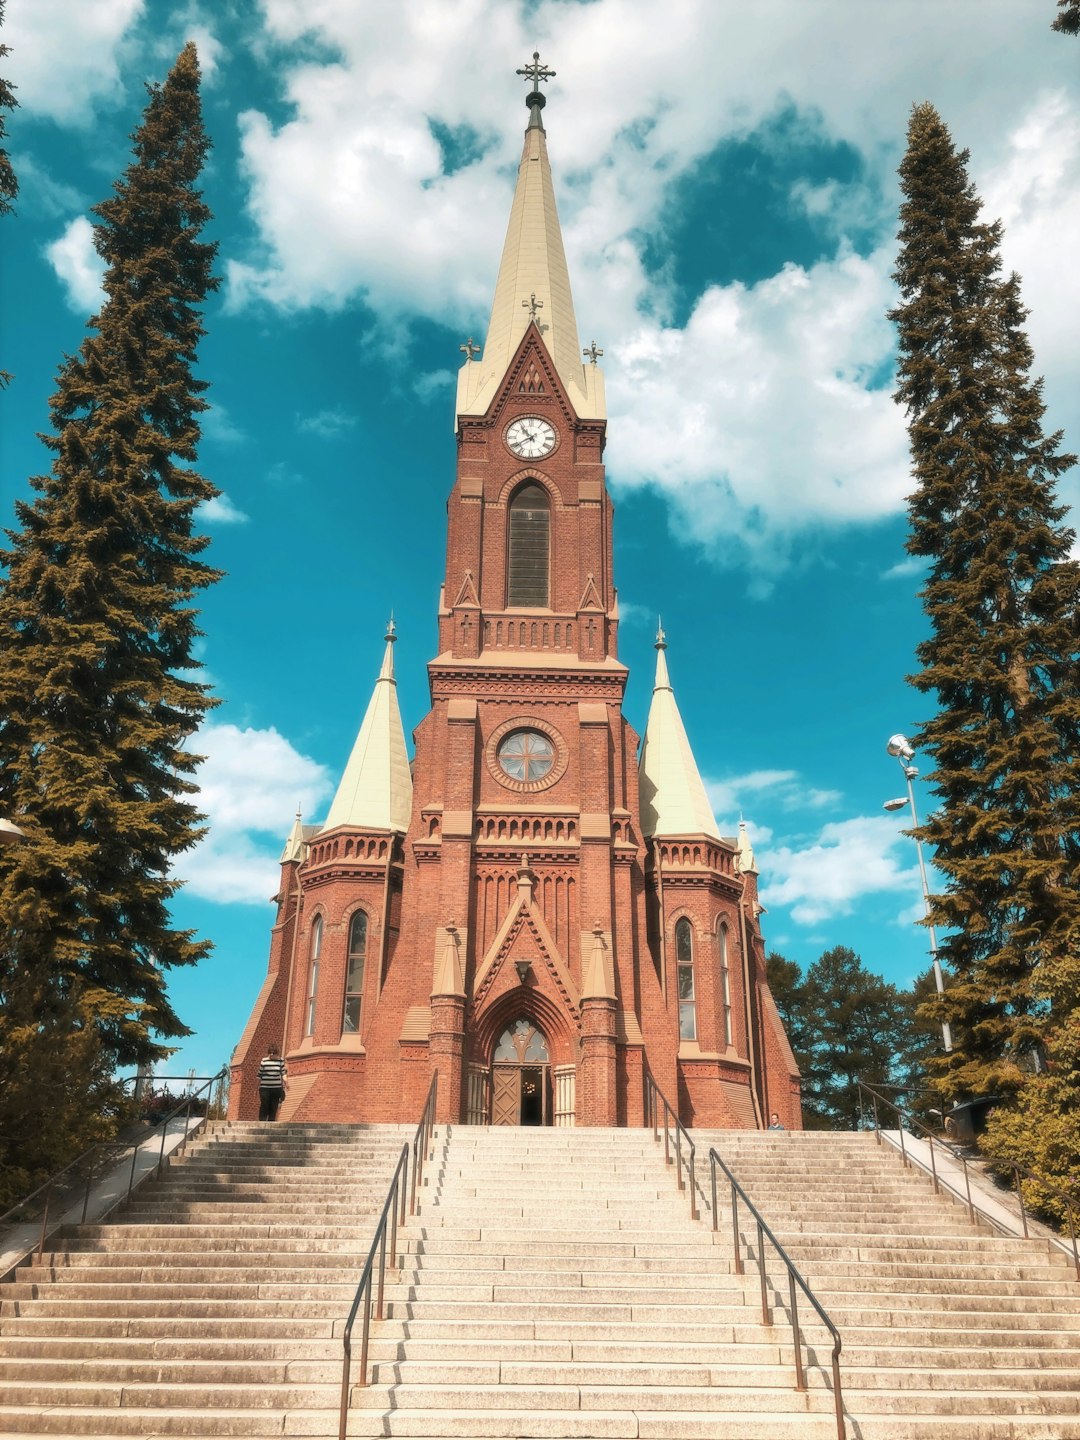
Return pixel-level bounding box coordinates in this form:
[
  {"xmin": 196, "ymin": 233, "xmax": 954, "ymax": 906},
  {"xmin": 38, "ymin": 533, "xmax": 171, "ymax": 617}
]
[
  {"xmin": 0, "ymin": 1068, "xmax": 226, "ymax": 1267},
  {"xmin": 709, "ymin": 1146, "xmax": 845, "ymax": 1440},
  {"xmin": 858, "ymin": 1080, "xmax": 1080, "ymax": 1281},
  {"xmin": 339, "ymin": 1071, "xmax": 438, "ymax": 1440},
  {"xmin": 643, "ymin": 1070, "xmax": 697, "ymax": 1220}
]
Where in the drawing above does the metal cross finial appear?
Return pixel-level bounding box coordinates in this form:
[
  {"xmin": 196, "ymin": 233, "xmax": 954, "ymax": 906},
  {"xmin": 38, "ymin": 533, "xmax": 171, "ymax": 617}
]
[
  {"xmin": 523, "ymin": 293, "xmax": 544, "ymax": 321},
  {"xmin": 583, "ymin": 340, "xmax": 604, "ymax": 365},
  {"xmin": 459, "ymin": 336, "xmax": 480, "ymax": 361},
  {"xmin": 517, "ymin": 51, "xmax": 556, "ymax": 90},
  {"xmin": 385, "ymin": 612, "xmax": 396, "ymax": 642}
]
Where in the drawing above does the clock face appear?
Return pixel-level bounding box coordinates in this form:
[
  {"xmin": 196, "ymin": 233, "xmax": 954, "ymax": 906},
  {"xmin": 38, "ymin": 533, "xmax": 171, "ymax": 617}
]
[{"xmin": 506, "ymin": 416, "xmax": 557, "ymax": 459}]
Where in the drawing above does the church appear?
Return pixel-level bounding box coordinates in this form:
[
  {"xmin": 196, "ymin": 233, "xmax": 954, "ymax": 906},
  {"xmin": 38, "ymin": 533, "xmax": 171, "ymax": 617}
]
[{"xmin": 229, "ymin": 58, "xmax": 801, "ymax": 1131}]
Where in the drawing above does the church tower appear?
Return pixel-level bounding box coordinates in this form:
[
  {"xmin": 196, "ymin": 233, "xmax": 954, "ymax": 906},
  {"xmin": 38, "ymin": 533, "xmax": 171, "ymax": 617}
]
[{"xmin": 229, "ymin": 57, "xmax": 801, "ymax": 1130}]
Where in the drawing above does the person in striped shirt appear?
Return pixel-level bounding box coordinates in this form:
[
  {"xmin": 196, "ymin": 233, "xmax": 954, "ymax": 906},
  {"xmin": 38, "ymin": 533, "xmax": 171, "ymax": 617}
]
[{"xmin": 258, "ymin": 1045, "xmax": 288, "ymax": 1121}]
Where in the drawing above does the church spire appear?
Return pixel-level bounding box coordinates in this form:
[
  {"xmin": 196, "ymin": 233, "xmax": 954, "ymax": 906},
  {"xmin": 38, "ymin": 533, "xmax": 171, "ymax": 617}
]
[
  {"xmin": 323, "ymin": 619, "xmax": 413, "ymax": 833},
  {"xmin": 456, "ymin": 52, "xmax": 605, "ymax": 421},
  {"xmin": 637, "ymin": 627, "xmax": 721, "ymax": 842}
]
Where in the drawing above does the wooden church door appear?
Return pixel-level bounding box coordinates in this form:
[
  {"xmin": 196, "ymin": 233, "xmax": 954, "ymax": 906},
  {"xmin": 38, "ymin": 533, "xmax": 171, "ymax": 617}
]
[{"xmin": 491, "ymin": 1019, "xmax": 551, "ymax": 1126}]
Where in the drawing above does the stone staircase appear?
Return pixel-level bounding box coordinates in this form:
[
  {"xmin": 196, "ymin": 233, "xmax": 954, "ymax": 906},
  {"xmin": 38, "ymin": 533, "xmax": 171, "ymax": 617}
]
[
  {"xmin": 0, "ymin": 1121, "xmax": 413, "ymax": 1437},
  {"xmin": 1, "ymin": 1121, "xmax": 1079, "ymax": 1438},
  {"xmin": 698, "ymin": 1127, "xmax": 1080, "ymax": 1437}
]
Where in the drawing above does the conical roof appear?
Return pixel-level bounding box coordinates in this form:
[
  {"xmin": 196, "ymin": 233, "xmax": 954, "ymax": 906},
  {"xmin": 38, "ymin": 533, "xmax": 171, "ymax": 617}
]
[
  {"xmin": 456, "ymin": 74, "xmax": 604, "ymax": 421},
  {"xmin": 323, "ymin": 623, "xmax": 413, "ymax": 833},
  {"xmin": 638, "ymin": 628, "xmax": 721, "ymax": 841}
]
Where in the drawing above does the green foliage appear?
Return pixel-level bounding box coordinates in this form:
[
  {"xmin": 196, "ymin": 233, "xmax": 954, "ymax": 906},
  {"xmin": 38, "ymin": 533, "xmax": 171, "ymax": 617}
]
[
  {"xmin": 0, "ymin": 1, "xmax": 15, "ymax": 219},
  {"xmin": 980, "ymin": 1011, "xmax": 1080, "ymax": 1226},
  {"xmin": 0, "ymin": 44, "xmax": 220, "ymax": 1189},
  {"xmin": 889, "ymin": 103, "xmax": 1080, "ymax": 1104},
  {"xmin": 1052, "ymin": 1, "xmax": 1079, "ymax": 34},
  {"xmin": 767, "ymin": 948, "xmax": 926, "ymax": 1129}
]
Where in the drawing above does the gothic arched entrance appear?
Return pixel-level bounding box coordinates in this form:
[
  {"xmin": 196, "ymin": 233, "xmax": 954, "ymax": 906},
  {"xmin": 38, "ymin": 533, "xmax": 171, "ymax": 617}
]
[{"xmin": 491, "ymin": 1018, "xmax": 550, "ymax": 1125}]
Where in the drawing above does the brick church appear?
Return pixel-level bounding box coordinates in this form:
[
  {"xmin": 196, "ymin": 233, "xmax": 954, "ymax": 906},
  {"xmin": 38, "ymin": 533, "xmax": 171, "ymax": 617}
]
[{"xmin": 229, "ymin": 59, "xmax": 801, "ymax": 1130}]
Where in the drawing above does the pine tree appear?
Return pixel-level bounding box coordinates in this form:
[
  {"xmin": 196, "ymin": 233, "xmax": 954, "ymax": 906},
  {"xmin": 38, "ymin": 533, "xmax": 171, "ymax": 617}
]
[
  {"xmin": 1052, "ymin": 1, "xmax": 1079, "ymax": 35},
  {"xmin": 889, "ymin": 103, "xmax": 1080, "ymax": 1104},
  {"xmin": 0, "ymin": 43, "xmax": 220, "ymax": 1189},
  {"xmin": 0, "ymin": 0, "xmax": 17, "ymax": 389}
]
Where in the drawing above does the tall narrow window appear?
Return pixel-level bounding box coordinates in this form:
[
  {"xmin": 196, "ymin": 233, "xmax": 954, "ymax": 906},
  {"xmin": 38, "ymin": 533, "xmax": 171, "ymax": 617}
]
[
  {"xmin": 507, "ymin": 483, "xmax": 550, "ymax": 607},
  {"xmin": 305, "ymin": 916, "xmax": 323, "ymax": 1037},
  {"xmin": 675, "ymin": 917, "xmax": 696, "ymax": 1040},
  {"xmin": 719, "ymin": 923, "xmax": 733, "ymax": 1047},
  {"xmin": 343, "ymin": 910, "xmax": 367, "ymax": 1034}
]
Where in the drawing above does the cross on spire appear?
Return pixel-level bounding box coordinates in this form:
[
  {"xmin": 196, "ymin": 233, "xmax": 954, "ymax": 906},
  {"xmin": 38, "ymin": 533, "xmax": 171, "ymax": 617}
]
[
  {"xmin": 459, "ymin": 336, "xmax": 480, "ymax": 361},
  {"xmin": 522, "ymin": 292, "xmax": 544, "ymax": 322},
  {"xmin": 583, "ymin": 340, "xmax": 604, "ymax": 365},
  {"xmin": 516, "ymin": 51, "xmax": 556, "ymax": 91}
]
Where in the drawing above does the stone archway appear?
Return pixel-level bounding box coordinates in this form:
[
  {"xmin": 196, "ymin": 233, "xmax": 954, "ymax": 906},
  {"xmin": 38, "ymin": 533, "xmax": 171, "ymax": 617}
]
[{"xmin": 491, "ymin": 1017, "xmax": 551, "ymax": 1125}]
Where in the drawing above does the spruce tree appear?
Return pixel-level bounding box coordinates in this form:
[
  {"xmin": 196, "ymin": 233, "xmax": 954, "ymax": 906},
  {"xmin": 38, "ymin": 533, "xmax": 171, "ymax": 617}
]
[
  {"xmin": 1052, "ymin": 1, "xmax": 1079, "ymax": 35},
  {"xmin": 0, "ymin": 0, "xmax": 17, "ymax": 390},
  {"xmin": 889, "ymin": 103, "xmax": 1080, "ymax": 1104},
  {"xmin": 0, "ymin": 43, "xmax": 219, "ymax": 1191}
]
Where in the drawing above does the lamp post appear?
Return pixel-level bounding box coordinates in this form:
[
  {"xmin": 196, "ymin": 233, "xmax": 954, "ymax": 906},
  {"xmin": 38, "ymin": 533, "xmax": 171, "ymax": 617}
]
[{"xmin": 884, "ymin": 734, "xmax": 953, "ymax": 1054}]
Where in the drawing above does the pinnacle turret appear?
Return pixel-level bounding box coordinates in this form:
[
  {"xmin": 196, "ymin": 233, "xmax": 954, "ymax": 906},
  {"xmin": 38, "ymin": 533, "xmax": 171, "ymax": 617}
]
[
  {"xmin": 323, "ymin": 621, "xmax": 413, "ymax": 833},
  {"xmin": 638, "ymin": 631, "xmax": 721, "ymax": 842}
]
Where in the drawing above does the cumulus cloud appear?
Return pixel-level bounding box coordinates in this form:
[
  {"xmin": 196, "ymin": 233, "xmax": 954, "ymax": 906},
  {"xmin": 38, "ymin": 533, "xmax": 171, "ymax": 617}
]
[
  {"xmin": 202, "ymin": 405, "xmax": 248, "ymax": 446},
  {"xmin": 176, "ymin": 723, "xmax": 333, "ymax": 905},
  {"xmin": 222, "ymin": 0, "xmax": 1077, "ymax": 574},
  {"xmin": 199, "ymin": 493, "xmax": 249, "ymax": 525},
  {"xmin": 761, "ymin": 814, "xmax": 916, "ymax": 926},
  {"xmin": 44, "ymin": 217, "xmax": 106, "ymax": 314},
  {"xmin": 4, "ymin": 0, "xmax": 144, "ymax": 125}
]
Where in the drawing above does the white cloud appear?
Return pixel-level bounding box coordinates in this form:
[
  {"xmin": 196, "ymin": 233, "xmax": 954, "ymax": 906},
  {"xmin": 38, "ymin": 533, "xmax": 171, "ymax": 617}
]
[
  {"xmin": 705, "ymin": 769, "xmax": 840, "ymax": 823},
  {"xmin": 4, "ymin": 0, "xmax": 144, "ymax": 125},
  {"xmin": 202, "ymin": 405, "xmax": 248, "ymax": 446},
  {"xmin": 11, "ymin": 156, "xmax": 86, "ymax": 220},
  {"xmin": 882, "ymin": 555, "xmax": 924, "ymax": 581},
  {"xmin": 44, "ymin": 217, "xmax": 106, "ymax": 314},
  {"xmin": 199, "ymin": 494, "xmax": 249, "ymax": 525},
  {"xmin": 297, "ymin": 407, "xmax": 357, "ymax": 438},
  {"xmin": 224, "ymin": 0, "xmax": 1077, "ymax": 572},
  {"xmin": 176, "ymin": 722, "xmax": 333, "ymax": 905},
  {"xmin": 761, "ymin": 814, "xmax": 915, "ymax": 926}
]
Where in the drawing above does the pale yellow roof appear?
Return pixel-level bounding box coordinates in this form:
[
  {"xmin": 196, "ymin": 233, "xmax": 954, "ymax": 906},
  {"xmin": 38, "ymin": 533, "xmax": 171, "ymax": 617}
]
[
  {"xmin": 638, "ymin": 633, "xmax": 721, "ymax": 842},
  {"xmin": 323, "ymin": 628, "xmax": 413, "ymax": 834},
  {"xmin": 457, "ymin": 100, "xmax": 605, "ymax": 421}
]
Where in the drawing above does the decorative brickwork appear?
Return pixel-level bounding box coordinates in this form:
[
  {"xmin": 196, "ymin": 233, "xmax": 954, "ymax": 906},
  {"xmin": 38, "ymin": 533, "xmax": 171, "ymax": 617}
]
[{"xmin": 229, "ymin": 91, "xmax": 800, "ymax": 1132}]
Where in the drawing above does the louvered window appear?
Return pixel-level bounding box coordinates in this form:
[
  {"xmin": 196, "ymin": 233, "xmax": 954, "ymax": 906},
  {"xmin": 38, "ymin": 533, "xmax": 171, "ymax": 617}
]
[{"xmin": 507, "ymin": 483, "xmax": 550, "ymax": 607}]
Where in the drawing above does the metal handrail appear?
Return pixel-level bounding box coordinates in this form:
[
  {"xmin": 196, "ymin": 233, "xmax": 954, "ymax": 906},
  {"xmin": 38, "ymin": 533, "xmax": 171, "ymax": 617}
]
[
  {"xmin": 709, "ymin": 1146, "xmax": 844, "ymax": 1440},
  {"xmin": 339, "ymin": 1071, "xmax": 438, "ymax": 1440},
  {"xmin": 0, "ymin": 1068, "xmax": 226, "ymax": 1261},
  {"xmin": 857, "ymin": 1080, "xmax": 1080, "ymax": 1281},
  {"xmin": 643, "ymin": 1070, "xmax": 697, "ymax": 1220}
]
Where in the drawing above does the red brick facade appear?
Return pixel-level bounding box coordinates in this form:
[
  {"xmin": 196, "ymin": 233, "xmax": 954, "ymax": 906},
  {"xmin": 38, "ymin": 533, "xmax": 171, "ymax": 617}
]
[{"xmin": 229, "ymin": 320, "xmax": 801, "ymax": 1131}]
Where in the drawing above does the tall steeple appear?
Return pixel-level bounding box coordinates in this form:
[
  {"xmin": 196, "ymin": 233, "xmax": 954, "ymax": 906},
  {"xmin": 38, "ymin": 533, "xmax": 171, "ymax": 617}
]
[
  {"xmin": 323, "ymin": 619, "xmax": 413, "ymax": 833},
  {"xmin": 638, "ymin": 625, "xmax": 722, "ymax": 841},
  {"xmin": 456, "ymin": 52, "xmax": 605, "ymax": 422}
]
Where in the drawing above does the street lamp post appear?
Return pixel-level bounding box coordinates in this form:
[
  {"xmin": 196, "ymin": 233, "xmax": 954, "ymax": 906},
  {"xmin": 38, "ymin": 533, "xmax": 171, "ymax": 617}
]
[{"xmin": 884, "ymin": 734, "xmax": 953, "ymax": 1054}]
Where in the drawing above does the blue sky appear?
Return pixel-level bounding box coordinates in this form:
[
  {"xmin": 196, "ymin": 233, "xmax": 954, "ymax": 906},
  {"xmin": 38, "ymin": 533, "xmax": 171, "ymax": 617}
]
[{"xmin": 2, "ymin": 0, "xmax": 1078, "ymax": 1084}]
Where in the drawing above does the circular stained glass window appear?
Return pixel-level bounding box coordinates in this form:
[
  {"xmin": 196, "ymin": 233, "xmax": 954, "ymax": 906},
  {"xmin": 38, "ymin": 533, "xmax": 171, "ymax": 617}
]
[{"xmin": 497, "ymin": 729, "xmax": 555, "ymax": 783}]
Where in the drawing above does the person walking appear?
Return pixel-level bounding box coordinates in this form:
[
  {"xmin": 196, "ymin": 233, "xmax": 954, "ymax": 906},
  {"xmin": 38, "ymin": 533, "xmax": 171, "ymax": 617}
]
[{"xmin": 258, "ymin": 1044, "xmax": 288, "ymax": 1121}]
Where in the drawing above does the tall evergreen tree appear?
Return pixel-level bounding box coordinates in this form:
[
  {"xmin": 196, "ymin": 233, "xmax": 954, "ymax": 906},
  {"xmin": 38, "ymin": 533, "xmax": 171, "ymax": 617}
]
[
  {"xmin": 0, "ymin": 44, "xmax": 219, "ymax": 1192},
  {"xmin": 889, "ymin": 103, "xmax": 1080, "ymax": 1104},
  {"xmin": 0, "ymin": 0, "xmax": 17, "ymax": 390},
  {"xmin": 1052, "ymin": 0, "xmax": 1079, "ymax": 34}
]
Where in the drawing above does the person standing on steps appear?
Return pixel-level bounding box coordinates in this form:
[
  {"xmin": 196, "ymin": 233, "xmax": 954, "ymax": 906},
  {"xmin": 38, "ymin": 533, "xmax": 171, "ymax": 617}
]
[
  {"xmin": 258, "ymin": 1044, "xmax": 288, "ymax": 1121},
  {"xmin": 768, "ymin": 1112, "xmax": 785, "ymax": 1130}
]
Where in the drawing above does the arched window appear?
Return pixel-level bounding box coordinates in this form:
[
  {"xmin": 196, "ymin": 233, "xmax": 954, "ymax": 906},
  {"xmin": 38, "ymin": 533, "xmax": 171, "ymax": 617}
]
[
  {"xmin": 507, "ymin": 483, "xmax": 550, "ymax": 607},
  {"xmin": 305, "ymin": 915, "xmax": 323, "ymax": 1037},
  {"xmin": 675, "ymin": 917, "xmax": 696, "ymax": 1041},
  {"xmin": 342, "ymin": 910, "xmax": 367, "ymax": 1035},
  {"xmin": 719, "ymin": 923, "xmax": 733, "ymax": 1047}
]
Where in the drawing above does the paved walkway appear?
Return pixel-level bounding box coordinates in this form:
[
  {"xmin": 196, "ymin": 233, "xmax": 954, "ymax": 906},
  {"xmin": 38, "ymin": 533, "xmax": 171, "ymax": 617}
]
[
  {"xmin": 879, "ymin": 1126, "xmax": 1078, "ymax": 1266},
  {"xmin": 0, "ymin": 1115, "xmax": 202, "ymax": 1278}
]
